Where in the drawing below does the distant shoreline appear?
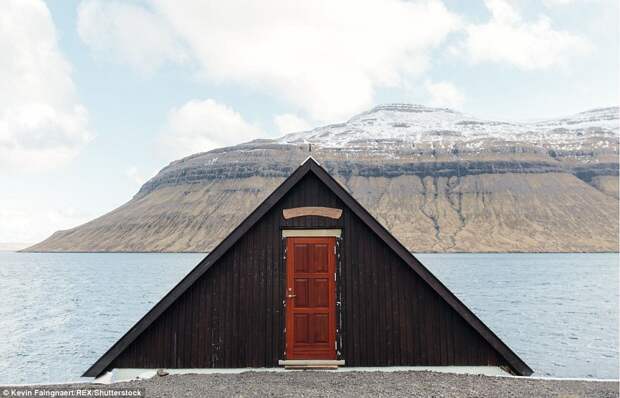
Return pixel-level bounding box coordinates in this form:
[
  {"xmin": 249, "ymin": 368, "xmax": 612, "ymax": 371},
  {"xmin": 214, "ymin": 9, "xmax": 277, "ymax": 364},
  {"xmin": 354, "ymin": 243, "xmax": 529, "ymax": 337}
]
[{"xmin": 0, "ymin": 243, "xmax": 34, "ymax": 252}]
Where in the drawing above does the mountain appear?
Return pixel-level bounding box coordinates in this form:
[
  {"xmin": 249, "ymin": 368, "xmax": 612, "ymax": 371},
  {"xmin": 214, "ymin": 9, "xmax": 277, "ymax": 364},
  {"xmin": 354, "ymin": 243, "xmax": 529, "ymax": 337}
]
[{"xmin": 26, "ymin": 104, "xmax": 619, "ymax": 253}]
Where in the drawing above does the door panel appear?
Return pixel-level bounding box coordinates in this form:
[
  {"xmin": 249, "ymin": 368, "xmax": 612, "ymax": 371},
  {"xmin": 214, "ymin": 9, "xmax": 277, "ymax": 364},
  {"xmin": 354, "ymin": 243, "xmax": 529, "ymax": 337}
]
[
  {"xmin": 309, "ymin": 279, "xmax": 329, "ymax": 307},
  {"xmin": 294, "ymin": 245, "xmax": 307, "ymax": 272},
  {"xmin": 294, "ymin": 314, "xmax": 309, "ymax": 343},
  {"xmin": 294, "ymin": 279, "xmax": 309, "ymax": 307},
  {"xmin": 309, "ymin": 244, "xmax": 328, "ymax": 272},
  {"xmin": 286, "ymin": 237, "xmax": 336, "ymax": 360},
  {"xmin": 311, "ymin": 314, "xmax": 329, "ymax": 343}
]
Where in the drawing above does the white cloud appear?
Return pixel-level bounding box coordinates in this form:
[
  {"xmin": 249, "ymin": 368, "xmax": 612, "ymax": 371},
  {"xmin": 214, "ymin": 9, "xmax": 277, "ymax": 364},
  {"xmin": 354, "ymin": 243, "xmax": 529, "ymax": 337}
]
[
  {"xmin": 0, "ymin": 197, "xmax": 92, "ymax": 243},
  {"xmin": 459, "ymin": 0, "xmax": 590, "ymax": 70},
  {"xmin": 0, "ymin": 0, "xmax": 92, "ymax": 173},
  {"xmin": 543, "ymin": 0, "xmax": 573, "ymax": 5},
  {"xmin": 77, "ymin": 0, "xmax": 185, "ymax": 73},
  {"xmin": 425, "ymin": 80, "xmax": 465, "ymax": 108},
  {"xmin": 125, "ymin": 166, "xmax": 156, "ymax": 186},
  {"xmin": 543, "ymin": 0, "xmax": 615, "ymax": 7},
  {"xmin": 78, "ymin": 0, "xmax": 460, "ymax": 122},
  {"xmin": 160, "ymin": 99, "xmax": 263, "ymax": 159},
  {"xmin": 274, "ymin": 114, "xmax": 312, "ymax": 135}
]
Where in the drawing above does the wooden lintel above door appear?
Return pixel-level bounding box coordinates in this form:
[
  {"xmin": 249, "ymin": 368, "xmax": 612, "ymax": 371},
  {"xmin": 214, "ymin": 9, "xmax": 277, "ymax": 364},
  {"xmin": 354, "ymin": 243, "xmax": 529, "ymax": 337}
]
[{"xmin": 283, "ymin": 206, "xmax": 342, "ymax": 220}]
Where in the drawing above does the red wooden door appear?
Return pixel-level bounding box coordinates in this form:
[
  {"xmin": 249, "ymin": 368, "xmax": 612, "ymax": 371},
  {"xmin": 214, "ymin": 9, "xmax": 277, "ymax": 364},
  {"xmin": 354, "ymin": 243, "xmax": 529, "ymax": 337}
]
[{"xmin": 285, "ymin": 237, "xmax": 337, "ymax": 360}]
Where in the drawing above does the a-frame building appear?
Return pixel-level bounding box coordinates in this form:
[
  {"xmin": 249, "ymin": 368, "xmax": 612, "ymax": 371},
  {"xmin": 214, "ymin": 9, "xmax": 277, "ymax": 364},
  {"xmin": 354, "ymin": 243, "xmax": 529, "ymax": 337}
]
[{"xmin": 84, "ymin": 157, "xmax": 532, "ymax": 377}]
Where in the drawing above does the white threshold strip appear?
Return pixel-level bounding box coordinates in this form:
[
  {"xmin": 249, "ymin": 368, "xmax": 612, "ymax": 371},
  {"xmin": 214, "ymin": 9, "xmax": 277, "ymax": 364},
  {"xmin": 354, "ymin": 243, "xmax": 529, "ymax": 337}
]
[
  {"xmin": 95, "ymin": 366, "xmax": 514, "ymax": 384},
  {"xmin": 278, "ymin": 360, "xmax": 345, "ymax": 366}
]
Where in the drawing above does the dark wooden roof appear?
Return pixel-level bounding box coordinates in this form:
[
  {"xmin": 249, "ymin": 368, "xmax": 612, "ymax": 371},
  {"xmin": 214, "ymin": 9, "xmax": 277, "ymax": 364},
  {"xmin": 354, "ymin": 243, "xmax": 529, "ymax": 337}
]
[{"xmin": 84, "ymin": 157, "xmax": 533, "ymax": 377}]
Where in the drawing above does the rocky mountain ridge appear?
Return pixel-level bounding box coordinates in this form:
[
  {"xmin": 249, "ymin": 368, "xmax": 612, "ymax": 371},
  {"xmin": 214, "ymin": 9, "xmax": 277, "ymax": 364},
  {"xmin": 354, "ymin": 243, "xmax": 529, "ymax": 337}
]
[{"xmin": 27, "ymin": 104, "xmax": 619, "ymax": 253}]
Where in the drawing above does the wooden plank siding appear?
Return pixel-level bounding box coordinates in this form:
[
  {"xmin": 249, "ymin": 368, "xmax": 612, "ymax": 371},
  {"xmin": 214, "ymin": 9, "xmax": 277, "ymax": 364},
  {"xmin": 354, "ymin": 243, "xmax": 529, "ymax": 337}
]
[{"xmin": 107, "ymin": 173, "xmax": 508, "ymax": 371}]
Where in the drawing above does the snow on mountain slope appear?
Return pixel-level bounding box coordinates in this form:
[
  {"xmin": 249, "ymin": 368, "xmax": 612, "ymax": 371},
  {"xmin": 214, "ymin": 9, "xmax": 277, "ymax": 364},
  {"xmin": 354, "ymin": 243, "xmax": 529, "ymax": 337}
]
[
  {"xmin": 278, "ymin": 104, "xmax": 619, "ymax": 153},
  {"xmin": 25, "ymin": 104, "xmax": 619, "ymax": 253}
]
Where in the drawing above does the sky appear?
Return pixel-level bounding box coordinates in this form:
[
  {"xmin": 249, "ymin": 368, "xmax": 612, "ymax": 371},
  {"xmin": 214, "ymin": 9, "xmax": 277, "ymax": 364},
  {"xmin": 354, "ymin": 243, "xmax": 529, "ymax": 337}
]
[{"xmin": 0, "ymin": 0, "xmax": 618, "ymax": 245}]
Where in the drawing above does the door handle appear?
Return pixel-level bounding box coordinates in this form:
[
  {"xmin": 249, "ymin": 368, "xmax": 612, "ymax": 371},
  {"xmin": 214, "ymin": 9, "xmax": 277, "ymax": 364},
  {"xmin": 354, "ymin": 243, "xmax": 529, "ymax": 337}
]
[{"xmin": 287, "ymin": 293, "xmax": 296, "ymax": 298}]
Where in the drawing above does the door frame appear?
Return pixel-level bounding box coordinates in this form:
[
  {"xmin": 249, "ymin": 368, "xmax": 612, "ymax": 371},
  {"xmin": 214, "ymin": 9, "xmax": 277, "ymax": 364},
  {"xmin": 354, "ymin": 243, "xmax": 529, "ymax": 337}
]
[{"xmin": 284, "ymin": 234, "xmax": 338, "ymax": 360}]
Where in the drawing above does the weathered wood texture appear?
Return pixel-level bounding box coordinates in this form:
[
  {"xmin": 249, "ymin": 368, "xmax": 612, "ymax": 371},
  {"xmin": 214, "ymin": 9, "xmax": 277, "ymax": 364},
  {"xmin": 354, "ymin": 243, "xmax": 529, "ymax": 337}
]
[{"xmin": 107, "ymin": 173, "xmax": 509, "ymax": 371}]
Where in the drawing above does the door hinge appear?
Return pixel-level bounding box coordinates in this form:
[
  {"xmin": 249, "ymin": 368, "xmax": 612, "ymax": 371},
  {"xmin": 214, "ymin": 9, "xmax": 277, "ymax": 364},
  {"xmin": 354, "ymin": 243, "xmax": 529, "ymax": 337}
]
[
  {"xmin": 335, "ymin": 341, "xmax": 337, "ymax": 350},
  {"xmin": 334, "ymin": 245, "xmax": 336, "ymax": 255},
  {"xmin": 334, "ymin": 272, "xmax": 336, "ymax": 282}
]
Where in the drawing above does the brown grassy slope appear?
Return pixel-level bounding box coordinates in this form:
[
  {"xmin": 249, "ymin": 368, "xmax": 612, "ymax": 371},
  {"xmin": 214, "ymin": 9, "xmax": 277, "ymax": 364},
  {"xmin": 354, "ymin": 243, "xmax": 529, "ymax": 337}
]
[{"xmin": 27, "ymin": 171, "xmax": 618, "ymax": 253}]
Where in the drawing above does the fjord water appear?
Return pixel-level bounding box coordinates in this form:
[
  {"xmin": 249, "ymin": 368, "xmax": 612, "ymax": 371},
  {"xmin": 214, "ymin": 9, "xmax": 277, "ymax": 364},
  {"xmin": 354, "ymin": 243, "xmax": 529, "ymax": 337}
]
[{"xmin": 0, "ymin": 252, "xmax": 617, "ymax": 384}]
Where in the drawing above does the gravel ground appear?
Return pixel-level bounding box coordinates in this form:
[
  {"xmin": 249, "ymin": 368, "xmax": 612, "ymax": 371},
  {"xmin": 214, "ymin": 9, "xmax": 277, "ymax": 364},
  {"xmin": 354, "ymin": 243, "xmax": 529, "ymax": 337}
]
[{"xmin": 15, "ymin": 371, "xmax": 620, "ymax": 398}]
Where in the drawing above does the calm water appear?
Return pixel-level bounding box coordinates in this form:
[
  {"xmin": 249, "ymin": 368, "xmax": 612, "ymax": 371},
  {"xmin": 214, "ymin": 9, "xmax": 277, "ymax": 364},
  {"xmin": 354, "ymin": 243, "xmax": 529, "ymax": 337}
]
[{"xmin": 0, "ymin": 252, "xmax": 617, "ymax": 384}]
